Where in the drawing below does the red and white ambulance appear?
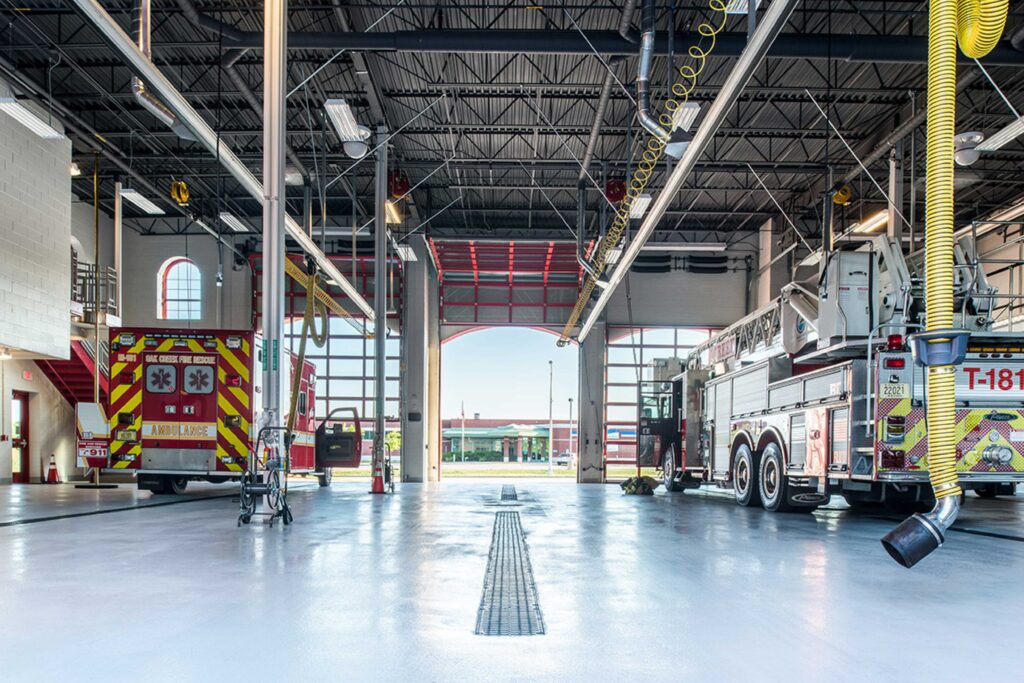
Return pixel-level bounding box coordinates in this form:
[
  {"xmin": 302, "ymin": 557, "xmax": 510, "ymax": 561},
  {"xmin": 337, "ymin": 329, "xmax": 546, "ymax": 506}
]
[{"xmin": 77, "ymin": 327, "xmax": 326, "ymax": 494}]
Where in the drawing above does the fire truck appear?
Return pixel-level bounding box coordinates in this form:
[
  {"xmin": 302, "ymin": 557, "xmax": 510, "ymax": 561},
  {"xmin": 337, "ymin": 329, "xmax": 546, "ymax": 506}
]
[
  {"xmin": 77, "ymin": 327, "xmax": 355, "ymax": 494},
  {"xmin": 646, "ymin": 235, "xmax": 1023, "ymax": 510}
]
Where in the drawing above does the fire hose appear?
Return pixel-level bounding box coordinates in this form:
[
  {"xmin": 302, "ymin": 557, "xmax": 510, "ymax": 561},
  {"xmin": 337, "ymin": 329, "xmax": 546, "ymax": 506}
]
[{"xmin": 881, "ymin": 0, "xmax": 1007, "ymax": 567}]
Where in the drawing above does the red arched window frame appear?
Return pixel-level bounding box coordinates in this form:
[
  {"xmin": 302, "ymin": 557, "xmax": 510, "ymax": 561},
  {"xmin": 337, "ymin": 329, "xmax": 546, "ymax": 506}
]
[{"xmin": 158, "ymin": 257, "xmax": 202, "ymax": 320}]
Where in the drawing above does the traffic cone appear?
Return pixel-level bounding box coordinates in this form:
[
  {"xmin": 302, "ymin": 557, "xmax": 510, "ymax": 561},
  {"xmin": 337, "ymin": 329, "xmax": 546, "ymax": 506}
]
[
  {"xmin": 370, "ymin": 459, "xmax": 385, "ymax": 494},
  {"xmin": 46, "ymin": 455, "xmax": 60, "ymax": 484}
]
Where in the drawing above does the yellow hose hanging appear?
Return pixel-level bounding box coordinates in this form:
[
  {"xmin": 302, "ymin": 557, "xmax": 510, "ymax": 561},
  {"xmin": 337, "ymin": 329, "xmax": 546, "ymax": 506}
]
[
  {"xmin": 923, "ymin": 0, "xmax": 1006, "ymax": 505},
  {"xmin": 882, "ymin": 0, "xmax": 1006, "ymax": 567}
]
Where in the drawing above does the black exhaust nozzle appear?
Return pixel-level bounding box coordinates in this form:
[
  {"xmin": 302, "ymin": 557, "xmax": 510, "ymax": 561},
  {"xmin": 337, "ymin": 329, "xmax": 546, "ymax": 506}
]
[{"xmin": 880, "ymin": 513, "xmax": 944, "ymax": 568}]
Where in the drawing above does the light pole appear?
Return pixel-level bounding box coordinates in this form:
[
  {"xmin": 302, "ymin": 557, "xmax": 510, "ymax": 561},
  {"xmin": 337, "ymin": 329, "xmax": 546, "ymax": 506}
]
[
  {"xmin": 547, "ymin": 360, "xmax": 554, "ymax": 476},
  {"xmin": 460, "ymin": 400, "xmax": 466, "ymax": 463},
  {"xmin": 568, "ymin": 397, "xmax": 574, "ymax": 466}
]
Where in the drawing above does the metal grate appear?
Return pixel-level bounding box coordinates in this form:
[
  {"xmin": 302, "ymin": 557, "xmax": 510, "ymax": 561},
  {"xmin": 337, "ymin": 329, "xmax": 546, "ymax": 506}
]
[
  {"xmin": 500, "ymin": 484, "xmax": 518, "ymax": 501},
  {"xmin": 475, "ymin": 511, "xmax": 546, "ymax": 636}
]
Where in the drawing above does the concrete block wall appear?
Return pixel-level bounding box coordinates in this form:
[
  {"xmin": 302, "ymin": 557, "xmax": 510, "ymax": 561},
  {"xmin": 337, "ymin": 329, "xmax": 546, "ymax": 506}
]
[
  {"xmin": 120, "ymin": 231, "xmax": 251, "ymax": 330},
  {"xmin": 0, "ymin": 98, "xmax": 73, "ymax": 359},
  {"xmin": 0, "ymin": 359, "xmax": 75, "ymax": 484}
]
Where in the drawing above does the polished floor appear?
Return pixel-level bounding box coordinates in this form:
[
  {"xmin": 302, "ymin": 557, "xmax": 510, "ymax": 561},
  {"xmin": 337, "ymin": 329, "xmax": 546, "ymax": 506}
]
[{"xmin": 0, "ymin": 479, "xmax": 1021, "ymax": 682}]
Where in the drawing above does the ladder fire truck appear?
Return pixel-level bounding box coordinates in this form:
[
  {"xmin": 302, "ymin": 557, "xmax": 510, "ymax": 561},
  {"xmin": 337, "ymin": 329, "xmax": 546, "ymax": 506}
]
[
  {"xmin": 76, "ymin": 327, "xmax": 361, "ymax": 494},
  {"xmin": 641, "ymin": 234, "xmax": 1023, "ymax": 510}
]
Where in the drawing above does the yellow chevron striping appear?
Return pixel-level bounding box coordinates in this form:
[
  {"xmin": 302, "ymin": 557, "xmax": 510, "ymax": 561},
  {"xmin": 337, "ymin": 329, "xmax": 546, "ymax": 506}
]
[{"xmin": 216, "ymin": 340, "xmax": 250, "ymax": 382}]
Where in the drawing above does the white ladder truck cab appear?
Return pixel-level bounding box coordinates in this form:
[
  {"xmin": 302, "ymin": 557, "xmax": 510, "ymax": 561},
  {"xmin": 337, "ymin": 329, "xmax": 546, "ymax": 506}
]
[{"xmin": 655, "ymin": 234, "xmax": 1023, "ymax": 510}]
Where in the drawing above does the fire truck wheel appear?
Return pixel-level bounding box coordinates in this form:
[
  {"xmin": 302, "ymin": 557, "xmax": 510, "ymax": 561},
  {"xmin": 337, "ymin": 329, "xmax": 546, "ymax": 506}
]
[
  {"xmin": 975, "ymin": 484, "xmax": 999, "ymax": 498},
  {"xmin": 662, "ymin": 447, "xmax": 683, "ymax": 492},
  {"xmin": 317, "ymin": 466, "xmax": 333, "ymax": 487},
  {"xmin": 732, "ymin": 444, "xmax": 761, "ymax": 507},
  {"xmin": 164, "ymin": 477, "xmax": 188, "ymax": 495},
  {"xmin": 758, "ymin": 443, "xmax": 794, "ymax": 512}
]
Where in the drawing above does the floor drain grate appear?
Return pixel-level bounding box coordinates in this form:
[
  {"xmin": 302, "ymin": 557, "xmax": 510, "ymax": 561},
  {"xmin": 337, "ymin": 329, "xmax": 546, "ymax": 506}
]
[
  {"xmin": 500, "ymin": 485, "xmax": 518, "ymax": 501},
  {"xmin": 475, "ymin": 511, "xmax": 546, "ymax": 636}
]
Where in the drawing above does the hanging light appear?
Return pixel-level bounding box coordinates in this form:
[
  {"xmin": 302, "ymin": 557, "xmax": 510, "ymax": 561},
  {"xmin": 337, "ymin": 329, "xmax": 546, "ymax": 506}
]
[
  {"xmin": 120, "ymin": 187, "xmax": 164, "ymax": 215},
  {"xmin": 0, "ymin": 95, "xmax": 64, "ymax": 139}
]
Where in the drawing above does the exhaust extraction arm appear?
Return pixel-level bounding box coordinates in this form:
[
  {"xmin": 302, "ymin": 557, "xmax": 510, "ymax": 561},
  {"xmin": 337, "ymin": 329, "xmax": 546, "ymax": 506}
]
[
  {"xmin": 881, "ymin": 0, "xmax": 1008, "ymax": 568},
  {"xmin": 132, "ymin": 0, "xmax": 194, "ymax": 141}
]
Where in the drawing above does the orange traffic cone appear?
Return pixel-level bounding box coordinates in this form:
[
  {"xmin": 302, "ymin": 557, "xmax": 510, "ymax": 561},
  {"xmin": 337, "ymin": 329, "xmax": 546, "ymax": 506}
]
[
  {"xmin": 46, "ymin": 454, "xmax": 60, "ymax": 484},
  {"xmin": 370, "ymin": 459, "xmax": 385, "ymax": 494}
]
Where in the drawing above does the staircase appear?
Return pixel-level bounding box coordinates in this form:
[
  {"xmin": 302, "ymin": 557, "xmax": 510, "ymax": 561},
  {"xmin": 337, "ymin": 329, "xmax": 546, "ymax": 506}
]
[{"xmin": 36, "ymin": 339, "xmax": 109, "ymax": 406}]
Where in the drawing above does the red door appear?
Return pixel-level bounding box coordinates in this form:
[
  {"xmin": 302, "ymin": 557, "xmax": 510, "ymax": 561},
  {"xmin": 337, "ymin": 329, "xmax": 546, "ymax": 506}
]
[{"xmin": 11, "ymin": 392, "xmax": 29, "ymax": 483}]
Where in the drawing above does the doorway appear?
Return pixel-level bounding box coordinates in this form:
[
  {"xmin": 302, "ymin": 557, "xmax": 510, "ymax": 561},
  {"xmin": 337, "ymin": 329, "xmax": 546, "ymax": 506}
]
[{"xmin": 11, "ymin": 391, "xmax": 29, "ymax": 483}]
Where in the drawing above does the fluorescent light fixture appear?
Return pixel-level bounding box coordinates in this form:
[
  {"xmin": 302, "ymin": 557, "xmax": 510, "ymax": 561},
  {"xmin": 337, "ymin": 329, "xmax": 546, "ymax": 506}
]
[
  {"xmin": 850, "ymin": 210, "xmax": 888, "ymax": 234},
  {"xmin": 671, "ymin": 102, "xmax": 701, "ymax": 132},
  {"xmin": 0, "ymin": 97, "xmax": 64, "ymax": 139},
  {"xmin": 385, "ymin": 200, "xmax": 402, "ymax": 225},
  {"xmin": 120, "ymin": 187, "xmax": 164, "ymax": 215},
  {"xmin": 218, "ymin": 211, "xmax": 250, "ymax": 233},
  {"xmin": 606, "ymin": 247, "xmax": 623, "ymax": 264},
  {"xmin": 976, "ymin": 116, "xmax": 1024, "ymax": 152},
  {"xmin": 395, "ymin": 243, "xmax": 417, "ymax": 262},
  {"xmin": 324, "ymin": 99, "xmax": 369, "ymax": 142},
  {"xmin": 725, "ymin": 0, "xmax": 761, "ymax": 14},
  {"xmin": 643, "ymin": 242, "xmax": 727, "ymax": 252},
  {"xmin": 630, "ymin": 194, "xmax": 653, "ymax": 219}
]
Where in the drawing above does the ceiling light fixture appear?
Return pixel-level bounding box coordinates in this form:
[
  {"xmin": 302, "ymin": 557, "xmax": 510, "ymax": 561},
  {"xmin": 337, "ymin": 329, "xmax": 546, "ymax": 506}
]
[
  {"xmin": 725, "ymin": 0, "xmax": 761, "ymax": 14},
  {"xmin": 0, "ymin": 347, "xmax": 12, "ymax": 361},
  {"xmin": 0, "ymin": 96, "xmax": 64, "ymax": 139},
  {"xmin": 671, "ymin": 102, "xmax": 701, "ymax": 132},
  {"xmin": 606, "ymin": 247, "xmax": 623, "ymax": 264},
  {"xmin": 325, "ymin": 99, "xmax": 370, "ymax": 140},
  {"xmin": 120, "ymin": 187, "xmax": 164, "ymax": 215},
  {"xmin": 218, "ymin": 212, "xmax": 250, "ymax": 233},
  {"xmin": 385, "ymin": 200, "xmax": 402, "ymax": 225},
  {"xmin": 976, "ymin": 116, "xmax": 1024, "ymax": 152},
  {"xmin": 394, "ymin": 243, "xmax": 417, "ymax": 262},
  {"xmin": 643, "ymin": 242, "xmax": 727, "ymax": 252},
  {"xmin": 69, "ymin": 161, "xmax": 82, "ymax": 177},
  {"xmin": 630, "ymin": 194, "xmax": 653, "ymax": 219},
  {"xmin": 850, "ymin": 210, "xmax": 888, "ymax": 234}
]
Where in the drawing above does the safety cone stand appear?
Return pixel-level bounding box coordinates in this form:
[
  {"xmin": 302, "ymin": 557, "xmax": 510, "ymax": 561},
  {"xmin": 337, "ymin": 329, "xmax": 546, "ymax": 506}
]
[
  {"xmin": 46, "ymin": 455, "xmax": 60, "ymax": 484},
  {"xmin": 370, "ymin": 458, "xmax": 386, "ymax": 494}
]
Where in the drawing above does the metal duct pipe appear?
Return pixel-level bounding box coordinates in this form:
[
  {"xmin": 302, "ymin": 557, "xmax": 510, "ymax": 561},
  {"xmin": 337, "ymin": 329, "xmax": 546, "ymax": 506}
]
[
  {"xmin": 132, "ymin": 0, "xmax": 194, "ymax": 140},
  {"xmin": 175, "ymin": 0, "xmax": 307, "ymax": 179},
  {"xmin": 576, "ymin": 0, "xmax": 800, "ymax": 343},
  {"xmin": 73, "ymin": 0, "xmax": 374, "ymax": 321},
  {"xmin": 832, "ymin": 70, "xmax": 979, "ymax": 190},
  {"xmin": 636, "ymin": 0, "xmax": 669, "ymax": 143}
]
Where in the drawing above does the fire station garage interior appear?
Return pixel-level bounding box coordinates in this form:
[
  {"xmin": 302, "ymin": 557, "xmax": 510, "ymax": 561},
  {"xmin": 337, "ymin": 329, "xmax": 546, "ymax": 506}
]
[{"xmin": 3, "ymin": 0, "xmax": 1024, "ymax": 680}]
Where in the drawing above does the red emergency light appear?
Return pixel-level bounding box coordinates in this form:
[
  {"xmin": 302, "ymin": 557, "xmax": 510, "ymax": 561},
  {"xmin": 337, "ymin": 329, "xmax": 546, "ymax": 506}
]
[
  {"xmin": 886, "ymin": 334, "xmax": 904, "ymax": 351},
  {"xmin": 884, "ymin": 358, "xmax": 906, "ymax": 369}
]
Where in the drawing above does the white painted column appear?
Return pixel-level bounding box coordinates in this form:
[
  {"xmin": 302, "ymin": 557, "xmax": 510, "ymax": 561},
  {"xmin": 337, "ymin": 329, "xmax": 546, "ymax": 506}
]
[
  {"xmin": 399, "ymin": 237, "xmax": 433, "ymax": 482},
  {"xmin": 577, "ymin": 321, "xmax": 607, "ymax": 483}
]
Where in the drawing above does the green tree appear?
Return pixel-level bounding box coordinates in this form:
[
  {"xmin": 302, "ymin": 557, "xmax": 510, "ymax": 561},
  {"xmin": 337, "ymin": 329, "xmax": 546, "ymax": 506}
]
[{"xmin": 384, "ymin": 430, "xmax": 402, "ymax": 453}]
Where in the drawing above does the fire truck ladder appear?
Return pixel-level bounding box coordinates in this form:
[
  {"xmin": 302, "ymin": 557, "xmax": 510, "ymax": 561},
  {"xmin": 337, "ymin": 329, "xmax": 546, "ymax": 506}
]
[{"xmin": 688, "ymin": 300, "xmax": 783, "ymax": 371}]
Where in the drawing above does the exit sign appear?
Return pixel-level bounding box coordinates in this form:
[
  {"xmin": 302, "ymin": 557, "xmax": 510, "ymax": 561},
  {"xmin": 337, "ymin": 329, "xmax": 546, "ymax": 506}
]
[{"xmin": 22, "ymin": 370, "xmax": 32, "ymax": 381}]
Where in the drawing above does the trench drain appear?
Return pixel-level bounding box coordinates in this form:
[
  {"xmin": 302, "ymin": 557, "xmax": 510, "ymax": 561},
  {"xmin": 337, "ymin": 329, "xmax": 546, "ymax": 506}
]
[
  {"xmin": 500, "ymin": 485, "xmax": 518, "ymax": 501},
  {"xmin": 474, "ymin": 511, "xmax": 546, "ymax": 636}
]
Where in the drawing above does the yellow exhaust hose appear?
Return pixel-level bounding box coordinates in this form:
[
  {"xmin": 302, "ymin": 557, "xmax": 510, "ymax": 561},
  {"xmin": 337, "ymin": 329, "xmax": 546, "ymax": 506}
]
[
  {"xmin": 924, "ymin": 0, "xmax": 1006, "ymax": 504},
  {"xmin": 881, "ymin": 0, "xmax": 1006, "ymax": 567}
]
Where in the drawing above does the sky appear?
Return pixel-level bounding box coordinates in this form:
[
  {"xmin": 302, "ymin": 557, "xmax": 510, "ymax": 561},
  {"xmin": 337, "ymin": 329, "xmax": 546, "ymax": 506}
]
[{"xmin": 442, "ymin": 328, "xmax": 579, "ymax": 420}]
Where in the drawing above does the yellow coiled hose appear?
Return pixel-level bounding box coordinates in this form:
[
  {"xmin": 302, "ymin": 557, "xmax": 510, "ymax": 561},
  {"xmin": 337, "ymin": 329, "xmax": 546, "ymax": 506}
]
[{"xmin": 923, "ymin": 0, "xmax": 1006, "ymax": 502}]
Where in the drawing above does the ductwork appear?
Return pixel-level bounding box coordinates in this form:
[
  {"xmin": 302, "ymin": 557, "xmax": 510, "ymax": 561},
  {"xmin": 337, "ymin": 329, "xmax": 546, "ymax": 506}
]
[
  {"xmin": 133, "ymin": 0, "xmax": 194, "ymax": 141},
  {"xmin": 637, "ymin": 0, "xmax": 669, "ymax": 144}
]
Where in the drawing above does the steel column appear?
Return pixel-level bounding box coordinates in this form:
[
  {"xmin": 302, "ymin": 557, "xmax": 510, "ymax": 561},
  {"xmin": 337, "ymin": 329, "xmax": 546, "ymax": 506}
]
[
  {"xmin": 372, "ymin": 126, "xmax": 388, "ymax": 484},
  {"xmin": 261, "ymin": 0, "xmax": 287, "ymax": 427},
  {"xmin": 113, "ymin": 179, "xmax": 122, "ymax": 317}
]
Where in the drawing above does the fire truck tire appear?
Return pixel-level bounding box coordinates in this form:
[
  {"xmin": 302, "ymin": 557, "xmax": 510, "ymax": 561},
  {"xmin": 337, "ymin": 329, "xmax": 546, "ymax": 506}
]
[
  {"xmin": 318, "ymin": 466, "xmax": 333, "ymax": 487},
  {"xmin": 164, "ymin": 477, "xmax": 188, "ymax": 495},
  {"xmin": 974, "ymin": 484, "xmax": 1001, "ymax": 498},
  {"xmin": 732, "ymin": 444, "xmax": 761, "ymax": 507},
  {"xmin": 662, "ymin": 446, "xmax": 683, "ymax": 492},
  {"xmin": 758, "ymin": 443, "xmax": 795, "ymax": 513}
]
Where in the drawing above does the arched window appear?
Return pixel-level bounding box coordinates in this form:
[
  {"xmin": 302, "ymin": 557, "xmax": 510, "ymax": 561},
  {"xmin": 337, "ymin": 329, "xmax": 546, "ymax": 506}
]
[{"xmin": 158, "ymin": 257, "xmax": 202, "ymax": 320}]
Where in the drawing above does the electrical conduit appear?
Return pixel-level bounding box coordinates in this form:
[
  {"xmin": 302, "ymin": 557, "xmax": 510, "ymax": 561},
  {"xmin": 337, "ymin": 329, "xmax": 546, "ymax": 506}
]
[{"xmin": 881, "ymin": 0, "xmax": 1007, "ymax": 568}]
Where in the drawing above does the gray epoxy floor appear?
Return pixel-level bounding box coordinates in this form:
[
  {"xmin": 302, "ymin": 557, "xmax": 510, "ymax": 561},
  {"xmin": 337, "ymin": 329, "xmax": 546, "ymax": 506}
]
[{"xmin": 1, "ymin": 479, "xmax": 1022, "ymax": 682}]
